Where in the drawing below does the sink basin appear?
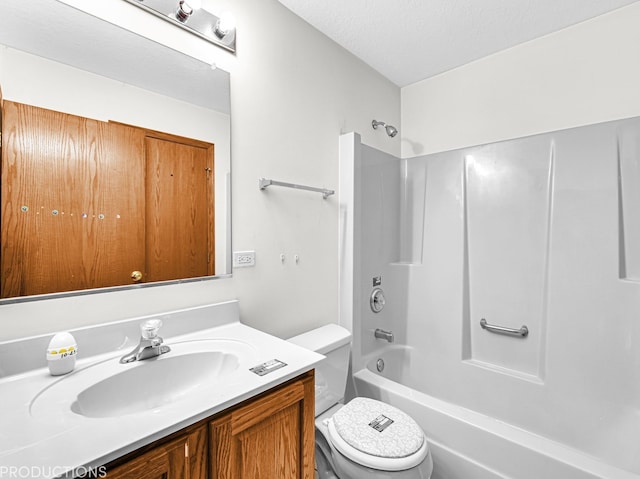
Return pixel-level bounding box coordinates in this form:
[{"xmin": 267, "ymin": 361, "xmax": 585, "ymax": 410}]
[
  {"xmin": 72, "ymin": 350, "xmax": 238, "ymax": 418},
  {"xmin": 30, "ymin": 339, "xmax": 258, "ymax": 419}
]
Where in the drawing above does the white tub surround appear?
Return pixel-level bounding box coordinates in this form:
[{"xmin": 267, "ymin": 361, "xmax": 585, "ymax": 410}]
[
  {"xmin": 0, "ymin": 301, "xmax": 323, "ymax": 478},
  {"xmin": 339, "ymin": 114, "xmax": 640, "ymax": 478}
]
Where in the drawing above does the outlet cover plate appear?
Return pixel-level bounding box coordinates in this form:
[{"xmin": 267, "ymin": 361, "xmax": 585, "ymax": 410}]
[{"xmin": 233, "ymin": 251, "xmax": 256, "ymax": 268}]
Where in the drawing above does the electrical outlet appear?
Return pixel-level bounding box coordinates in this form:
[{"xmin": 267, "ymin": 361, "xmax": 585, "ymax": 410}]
[{"xmin": 233, "ymin": 251, "xmax": 256, "ymax": 268}]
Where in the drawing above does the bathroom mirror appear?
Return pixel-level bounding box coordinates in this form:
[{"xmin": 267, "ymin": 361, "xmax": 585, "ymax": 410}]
[{"xmin": 0, "ymin": 0, "xmax": 231, "ymax": 302}]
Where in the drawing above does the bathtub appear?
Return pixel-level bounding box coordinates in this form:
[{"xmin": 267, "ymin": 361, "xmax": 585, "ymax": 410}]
[{"xmin": 352, "ymin": 345, "xmax": 638, "ymax": 479}]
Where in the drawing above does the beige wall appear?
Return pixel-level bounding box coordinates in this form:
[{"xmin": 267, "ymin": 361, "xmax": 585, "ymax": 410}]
[
  {"xmin": 0, "ymin": 0, "xmax": 400, "ymax": 340},
  {"xmin": 401, "ymin": 2, "xmax": 640, "ymax": 158}
]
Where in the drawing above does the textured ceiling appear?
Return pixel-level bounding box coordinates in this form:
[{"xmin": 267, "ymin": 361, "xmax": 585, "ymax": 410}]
[{"xmin": 278, "ymin": 0, "xmax": 640, "ymax": 87}]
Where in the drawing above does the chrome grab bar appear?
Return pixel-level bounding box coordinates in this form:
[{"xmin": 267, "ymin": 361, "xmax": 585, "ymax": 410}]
[{"xmin": 480, "ymin": 318, "xmax": 529, "ymax": 338}]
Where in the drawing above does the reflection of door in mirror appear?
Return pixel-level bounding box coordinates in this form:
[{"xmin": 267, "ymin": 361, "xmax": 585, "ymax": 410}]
[
  {"xmin": 144, "ymin": 132, "xmax": 214, "ymax": 283},
  {"xmin": 1, "ymin": 101, "xmax": 214, "ymax": 299}
]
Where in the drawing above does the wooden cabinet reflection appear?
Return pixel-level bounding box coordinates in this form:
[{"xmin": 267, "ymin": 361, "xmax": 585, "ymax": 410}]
[{"xmin": 1, "ymin": 101, "xmax": 214, "ymax": 298}]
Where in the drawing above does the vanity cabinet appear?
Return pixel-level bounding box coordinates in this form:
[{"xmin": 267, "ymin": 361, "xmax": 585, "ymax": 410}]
[
  {"xmin": 105, "ymin": 426, "xmax": 207, "ymax": 479},
  {"xmin": 209, "ymin": 370, "xmax": 315, "ymax": 478},
  {"xmin": 102, "ymin": 371, "xmax": 314, "ymax": 479}
]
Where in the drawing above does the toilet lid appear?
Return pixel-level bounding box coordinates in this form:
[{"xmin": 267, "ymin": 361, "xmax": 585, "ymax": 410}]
[{"xmin": 327, "ymin": 397, "xmax": 428, "ymax": 471}]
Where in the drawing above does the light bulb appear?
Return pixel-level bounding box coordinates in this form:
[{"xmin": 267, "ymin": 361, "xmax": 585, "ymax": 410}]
[
  {"xmin": 184, "ymin": 0, "xmax": 201, "ymax": 10},
  {"xmin": 175, "ymin": 0, "xmax": 201, "ymax": 22},
  {"xmin": 214, "ymin": 12, "xmax": 236, "ymax": 38}
]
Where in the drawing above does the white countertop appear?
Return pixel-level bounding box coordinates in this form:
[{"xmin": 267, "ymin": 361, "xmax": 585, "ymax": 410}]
[{"xmin": 0, "ymin": 301, "xmax": 323, "ymax": 479}]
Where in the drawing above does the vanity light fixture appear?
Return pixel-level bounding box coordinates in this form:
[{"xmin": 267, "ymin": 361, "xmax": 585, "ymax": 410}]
[{"xmin": 123, "ymin": 0, "xmax": 236, "ymax": 53}]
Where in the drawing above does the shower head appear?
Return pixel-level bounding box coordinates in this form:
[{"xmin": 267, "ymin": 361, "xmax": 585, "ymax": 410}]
[
  {"xmin": 372, "ymin": 119, "xmax": 398, "ymax": 138},
  {"xmin": 385, "ymin": 124, "xmax": 398, "ymax": 138}
]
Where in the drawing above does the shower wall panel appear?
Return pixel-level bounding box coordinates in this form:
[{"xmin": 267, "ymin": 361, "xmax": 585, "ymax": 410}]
[
  {"xmin": 399, "ymin": 160, "xmax": 427, "ymax": 264},
  {"xmin": 357, "ymin": 145, "xmax": 409, "ymax": 357},
  {"xmin": 463, "ymin": 139, "xmax": 553, "ymax": 378},
  {"xmin": 390, "ymin": 115, "xmax": 640, "ymax": 472},
  {"xmin": 618, "ymin": 120, "xmax": 640, "ymax": 281}
]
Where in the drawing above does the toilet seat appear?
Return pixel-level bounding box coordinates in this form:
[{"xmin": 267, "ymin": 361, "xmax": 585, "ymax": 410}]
[{"xmin": 326, "ymin": 397, "xmax": 429, "ymax": 472}]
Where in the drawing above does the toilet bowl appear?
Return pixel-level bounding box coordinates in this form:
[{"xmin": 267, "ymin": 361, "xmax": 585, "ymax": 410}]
[{"xmin": 289, "ymin": 325, "xmax": 433, "ymax": 479}]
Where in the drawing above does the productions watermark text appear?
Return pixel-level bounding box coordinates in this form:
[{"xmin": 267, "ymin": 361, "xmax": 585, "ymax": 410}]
[{"xmin": 0, "ymin": 465, "xmax": 107, "ymax": 478}]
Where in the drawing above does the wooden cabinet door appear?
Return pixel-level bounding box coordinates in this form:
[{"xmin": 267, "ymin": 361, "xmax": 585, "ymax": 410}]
[
  {"xmin": 105, "ymin": 426, "xmax": 206, "ymax": 479},
  {"xmin": 144, "ymin": 135, "xmax": 214, "ymax": 282},
  {"xmin": 1, "ymin": 101, "xmax": 145, "ymax": 297},
  {"xmin": 209, "ymin": 373, "xmax": 315, "ymax": 479}
]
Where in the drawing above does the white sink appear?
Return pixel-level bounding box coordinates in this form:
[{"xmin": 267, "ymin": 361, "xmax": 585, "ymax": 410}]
[
  {"xmin": 73, "ymin": 350, "xmax": 239, "ymax": 417},
  {"xmin": 30, "ymin": 339, "xmax": 258, "ymax": 419}
]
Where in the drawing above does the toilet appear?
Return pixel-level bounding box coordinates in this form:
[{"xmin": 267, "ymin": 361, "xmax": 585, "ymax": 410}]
[{"xmin": 289, "ymin": 324, "xmax": 433, "ymax": 479}]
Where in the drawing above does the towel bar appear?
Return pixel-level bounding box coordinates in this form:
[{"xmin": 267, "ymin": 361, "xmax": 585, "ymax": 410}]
[{"xmin": 259, "ymin": 178, "xmax": 334, "ymax": 199}]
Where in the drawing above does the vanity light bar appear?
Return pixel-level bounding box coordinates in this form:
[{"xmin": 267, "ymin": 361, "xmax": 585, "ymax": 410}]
[{"xmin": 123, "ymin": 0, "xmax": 236, "ymax": 53}]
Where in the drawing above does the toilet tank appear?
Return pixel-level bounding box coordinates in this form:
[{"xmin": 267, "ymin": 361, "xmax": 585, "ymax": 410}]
[{"xmin": 288, "ymin": 324, "xmax": 352, "ymax": 416}]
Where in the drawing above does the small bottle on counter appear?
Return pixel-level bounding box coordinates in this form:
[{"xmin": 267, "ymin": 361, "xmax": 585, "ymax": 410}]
[{"xmin": 46, "ymin": 332, "xmax": 78, "ymax": 376}]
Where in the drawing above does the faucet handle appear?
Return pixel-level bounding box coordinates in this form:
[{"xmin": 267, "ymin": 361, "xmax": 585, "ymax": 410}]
[{"xmin": 140, "ymin": 319, "xmax": 163, "ymax": 339}]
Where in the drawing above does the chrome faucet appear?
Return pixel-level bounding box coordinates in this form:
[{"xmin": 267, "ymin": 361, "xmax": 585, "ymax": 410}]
[
  {"xmin": 374, "ymin": 328, "xmax": 394, "ymax": 343},
  {"xmin": 120, "ymin": 319, "xmax": 171, "ymax": 364}
]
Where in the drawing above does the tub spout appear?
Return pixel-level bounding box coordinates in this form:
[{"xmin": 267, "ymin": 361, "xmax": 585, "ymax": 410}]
[{"xmin": 374, "ymin": 328, "xmax": 394, "ymax": 343}]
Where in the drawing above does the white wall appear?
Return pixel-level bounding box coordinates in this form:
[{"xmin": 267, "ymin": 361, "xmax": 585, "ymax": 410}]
[
  {"xmin": 0, "ymin": 0, "xmax": 400, "ymax": 341},
  {"xmin": 401, "ymin": 2, "xmax": 640, "ymax": 158},
  {"xmin": 0, "ymin": 49, "xmax": 229, "ymax": 144}
]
